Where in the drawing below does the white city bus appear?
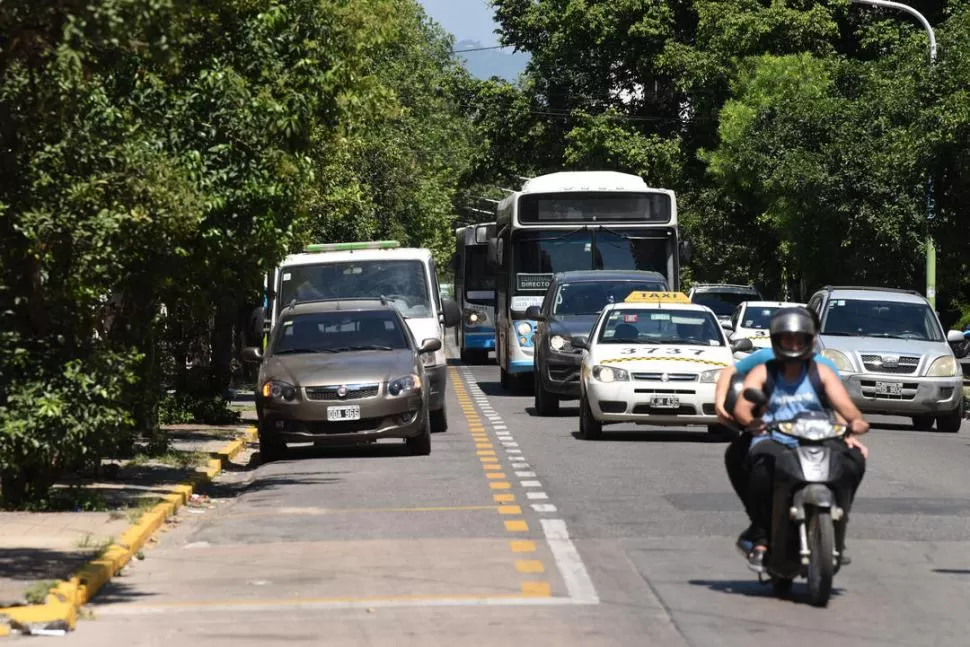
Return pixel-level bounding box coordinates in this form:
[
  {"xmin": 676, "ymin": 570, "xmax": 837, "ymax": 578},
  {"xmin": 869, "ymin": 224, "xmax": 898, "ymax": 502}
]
[
  {"xmin": 489, "ymin": 171, "xmax": 689, "ymax": 390},
  {"xmin": 452, "ymin": 222, "xmax": 496, "ymax": 364},
  {"xmin": 260, "ymin": 240, "xmax": 460, "ymax": 432}
]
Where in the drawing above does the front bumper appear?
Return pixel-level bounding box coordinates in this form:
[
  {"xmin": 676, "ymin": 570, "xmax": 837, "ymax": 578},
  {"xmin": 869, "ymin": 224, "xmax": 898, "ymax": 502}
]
[
  {"xmin": 541, "ymin": 353, "xmax": 583, "ymax": 398},
  {"xmin": 463, "ymin": 329, "xmax": 496, "ymax": 350},
  {"xmin": 261, "ymin": 392, "xmax": 426, "ymax": 445},
  {"xmin": 841, "ymin": 373, "xmax": 963, "ymax": 415},
  {"xmin": 426, "ymin": 364, "xmax": 447, "ymax": 411},
  {"xmin": 585, "ymin": 379, "xmax": 718, "ymax": 426}
]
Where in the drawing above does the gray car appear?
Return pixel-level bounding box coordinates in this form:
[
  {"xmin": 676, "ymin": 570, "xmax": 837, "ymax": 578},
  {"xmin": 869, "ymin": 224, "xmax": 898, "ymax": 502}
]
[
  {"xmin": 242, "ymin": 299, "xmax": 442, "ymax": 460},
  {"xmin": 806, "ymin": 286, "xmax": 966, "ymax": 432}
]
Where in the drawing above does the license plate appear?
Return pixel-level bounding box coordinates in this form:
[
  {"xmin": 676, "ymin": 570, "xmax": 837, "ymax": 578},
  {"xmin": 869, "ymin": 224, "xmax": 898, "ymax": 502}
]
[
  {"xmin": 874, "ymin": 381, "xmax": 902, "ymax": 396},
  {"xmin": 650, "ymin": 396, "xmax": 680, "ymax": 409},
  {"xmin": 327, "ymin": 405, "xmax": 361, "ymax": 421}
]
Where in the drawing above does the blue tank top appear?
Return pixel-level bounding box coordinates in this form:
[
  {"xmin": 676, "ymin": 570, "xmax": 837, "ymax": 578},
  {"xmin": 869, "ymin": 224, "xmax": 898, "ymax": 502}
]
[{"xmin": 754, "ymin": 365, "xmax": 826, "ymax": 448}]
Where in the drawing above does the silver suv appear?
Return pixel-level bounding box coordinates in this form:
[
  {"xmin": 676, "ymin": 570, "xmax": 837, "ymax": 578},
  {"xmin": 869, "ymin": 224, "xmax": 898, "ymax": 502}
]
[{"xmin": 807, "ymin": 286, "xmax": 966, "ymax": 432}]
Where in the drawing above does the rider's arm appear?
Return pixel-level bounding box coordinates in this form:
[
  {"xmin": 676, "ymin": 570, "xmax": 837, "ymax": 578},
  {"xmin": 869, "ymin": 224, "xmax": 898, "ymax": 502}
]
[
  {"xmin": 714, "ymin": 365, "xmax": 738, "ymax": 423},
  {"xmin": 817, "ymin": 364, "xmax": 869, "ymax": 434},
  {"xmin": 734, "ymin": 364, "xmax": 768, "ymax": 427}
]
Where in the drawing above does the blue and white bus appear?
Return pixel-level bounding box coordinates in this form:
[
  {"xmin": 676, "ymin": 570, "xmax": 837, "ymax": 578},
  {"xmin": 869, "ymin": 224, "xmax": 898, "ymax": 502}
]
[
  {"xmin": 453, "ymin": 223, "xmax": 496, "ymax": 364},
  {"xmin": 489, "ymin": 171, "xmax": 689, "ymax": 391}
]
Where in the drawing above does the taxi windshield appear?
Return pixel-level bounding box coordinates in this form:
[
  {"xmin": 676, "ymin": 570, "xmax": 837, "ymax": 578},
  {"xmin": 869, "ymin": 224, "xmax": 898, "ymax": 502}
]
[
  {"xmin": 740, "ymin": 306, "xmax": 783, "ymax": 330},
  {"xmin": 597, "ymin": 308, "xmax": 725, "ymax": 346}
]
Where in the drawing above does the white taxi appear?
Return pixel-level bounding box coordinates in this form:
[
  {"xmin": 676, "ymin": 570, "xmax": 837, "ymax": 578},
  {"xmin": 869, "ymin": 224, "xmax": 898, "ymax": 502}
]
[
  {"xmin": 574, "ymin": 292, "xmax": 735, "ymax": 439},
  {"xmin": 728, "ymin": 300, "xmax": 804, "ymax": 358}
]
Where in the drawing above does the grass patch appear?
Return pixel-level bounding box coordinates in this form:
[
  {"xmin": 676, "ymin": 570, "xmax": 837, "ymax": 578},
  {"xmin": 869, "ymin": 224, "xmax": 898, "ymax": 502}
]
[
  {"xmin": 123, "ymin": 496, "xmax": 164, "ymax": 524},
  {"xmin": 126, "ymin": 450, "xmax": 209, "ymax": 470},
  {"xmin": 74, "ymin": 533, "xmax": 115, "ymax": 556},
  {"xmin": 17, "ymin": 486, "xmax": 110, "ymax": 513},
  {"xmin": 23, "ymin": 580, "xmax": 58, "ymax": 605}
]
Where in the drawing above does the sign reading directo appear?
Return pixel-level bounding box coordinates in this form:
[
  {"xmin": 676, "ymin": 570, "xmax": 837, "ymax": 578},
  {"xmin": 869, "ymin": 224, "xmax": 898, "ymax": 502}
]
[{"xmin": 516, "ymin": 273, "xmax": 554, "ymax": 291}]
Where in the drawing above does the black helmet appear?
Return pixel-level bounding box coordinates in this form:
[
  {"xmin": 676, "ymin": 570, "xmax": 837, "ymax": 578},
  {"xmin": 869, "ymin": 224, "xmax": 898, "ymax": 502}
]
[{"xmin": 769, "ymin": 307, "xmax": 817, "ymax": 361}]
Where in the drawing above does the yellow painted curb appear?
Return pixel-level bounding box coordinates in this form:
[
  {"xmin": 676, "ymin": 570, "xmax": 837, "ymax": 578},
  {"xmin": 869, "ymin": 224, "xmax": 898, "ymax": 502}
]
[{"xmin": 0, "ymin": 426, "xmax": 258, "ymax": 637}]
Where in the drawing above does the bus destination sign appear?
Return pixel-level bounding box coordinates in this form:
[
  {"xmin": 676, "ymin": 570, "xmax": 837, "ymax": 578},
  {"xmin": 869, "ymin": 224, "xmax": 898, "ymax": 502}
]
[{"xmin": 516, "ymin": 273, "xmax": 554, "ymax": 291}]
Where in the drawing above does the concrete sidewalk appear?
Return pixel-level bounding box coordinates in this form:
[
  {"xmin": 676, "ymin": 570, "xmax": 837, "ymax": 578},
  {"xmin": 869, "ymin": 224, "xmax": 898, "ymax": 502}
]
[{"xmin": 0, "ymin": 420, "xmax": 255, "ymax": 612}]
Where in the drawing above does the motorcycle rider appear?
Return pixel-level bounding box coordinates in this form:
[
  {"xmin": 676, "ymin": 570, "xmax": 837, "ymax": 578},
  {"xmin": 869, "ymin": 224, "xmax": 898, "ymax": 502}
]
[
  {"xmin": 733, "ymin": 306, "xmax": 869, "ymax": 571},
  {"xmin": 716, "ymin": 309, "xmax": 840, "ymax": 523}
]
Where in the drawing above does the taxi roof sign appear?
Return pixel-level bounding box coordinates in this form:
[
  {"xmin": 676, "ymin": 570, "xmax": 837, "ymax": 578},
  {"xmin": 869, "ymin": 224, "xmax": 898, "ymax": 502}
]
[{"xmin": 624, "ymin": 291, "xmax": 691, "ymax": 304}]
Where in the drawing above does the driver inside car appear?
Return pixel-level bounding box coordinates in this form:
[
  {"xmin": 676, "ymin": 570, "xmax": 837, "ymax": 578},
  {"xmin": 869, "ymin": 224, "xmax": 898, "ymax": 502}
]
[{"xmin": 732, "ymin": 307, "xmax": 870, "ymax": 572}]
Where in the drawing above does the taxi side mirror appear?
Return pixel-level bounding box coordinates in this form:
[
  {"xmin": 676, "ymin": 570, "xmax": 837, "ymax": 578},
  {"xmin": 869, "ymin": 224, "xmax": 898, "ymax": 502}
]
[{"xmin": 570, "ymin": 336, "xmax": 589, "ymax": 350}]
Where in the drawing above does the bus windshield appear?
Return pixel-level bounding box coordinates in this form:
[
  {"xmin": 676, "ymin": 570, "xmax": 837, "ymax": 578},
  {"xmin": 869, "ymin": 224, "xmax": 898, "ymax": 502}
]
[
  {"xmin": 511, "ymin": 229, "xmax": 670, "ymax": 294},
  {"xmin": 279, "ymin": 260, "xmax": 432, "ymax": 319},
  {"xmin": 464, "ymin": 246, "xmax": 494, "ymax": 304}
]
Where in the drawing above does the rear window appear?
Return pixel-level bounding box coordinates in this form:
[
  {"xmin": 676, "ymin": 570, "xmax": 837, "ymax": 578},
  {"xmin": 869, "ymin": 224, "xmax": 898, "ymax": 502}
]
[
  {"xmin": 553, "ymin": 280, "xmax": 668, "ymax": 316},
  {"xmin": 691, "ymin": 291, "xmax": 759, "ymax": 317}
]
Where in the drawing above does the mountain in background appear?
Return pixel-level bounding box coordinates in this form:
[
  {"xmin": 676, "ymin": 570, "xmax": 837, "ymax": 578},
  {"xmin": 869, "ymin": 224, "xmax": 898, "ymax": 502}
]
[{"xmin": 454, "ymin": 39, "xmax": 529, "ymax": 82}]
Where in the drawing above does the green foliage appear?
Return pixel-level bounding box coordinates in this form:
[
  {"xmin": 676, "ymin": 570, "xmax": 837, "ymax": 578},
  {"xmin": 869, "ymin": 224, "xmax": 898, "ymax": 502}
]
[{"xmin": 158, "ymin": 392, "xmax": 241, "ymax": 426}]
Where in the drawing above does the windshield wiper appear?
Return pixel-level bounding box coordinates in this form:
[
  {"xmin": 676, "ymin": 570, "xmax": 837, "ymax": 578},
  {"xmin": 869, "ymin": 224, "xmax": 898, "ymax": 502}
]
[
  {"xmin": 331, "ymin": 345, "xmax": 396, "ymax": 352},
  {"xmin": 820, "ymin": 331, "xmax": 856, "ymax": 336},
  {"xmin": 275, "ymin": 348, "xmax": 336, "ymax": 355}
]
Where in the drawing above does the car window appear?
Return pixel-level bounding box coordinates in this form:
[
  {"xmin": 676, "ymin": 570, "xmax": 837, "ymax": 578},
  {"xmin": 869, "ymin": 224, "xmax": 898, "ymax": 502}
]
[
  {"xmin": 821, "ymin": 299, "xmax": 944, "ymax": 342},
  {"xmin": 690, "ymin": 291, "xmax": 758, "ymax": 317},
  {"xmin": 740, "ymin": 306, "xmax": 784, "ymax": 330},
  {"xmin": 274, "ymin": 311, "xmax": 410, "ymax": 354},
  {"xmin": 552, "ymin": 281, "xmax": 667, "ymax": 316},
  {"xmin": 596, "ymin": 308, "xmax": 725, "ymax": 346}
]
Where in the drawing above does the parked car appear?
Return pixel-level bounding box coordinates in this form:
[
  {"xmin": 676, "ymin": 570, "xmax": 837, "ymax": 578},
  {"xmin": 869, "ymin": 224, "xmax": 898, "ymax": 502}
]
[
  {"xmin": 242, "ymin": 299, "xmax": 441, "ymax": 460},
  {"xmin": 806, "ymin": 286, "xmax": 966, "ymax": 432},
  {"xmin": 688, "ymin": 283, "xmax": 763, "ymax": 325},
  {"xmin": 526, "ymin": 270, "xmax": 669, "ymax": 415}
]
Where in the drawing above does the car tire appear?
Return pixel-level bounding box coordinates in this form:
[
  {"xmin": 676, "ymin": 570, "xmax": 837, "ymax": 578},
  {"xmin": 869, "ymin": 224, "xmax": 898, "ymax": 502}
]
[
  {"xmin": 579, "ymin": 395, "xmax": 603, "ymax": 440},
  {"xmin": 407, "ymin": 416, "xmax": 432, "ymax": 456},
  {"xmin": 500, "ymin": 367, "xmax": 510, "ymax": 390},
  {"xmin": 936, "ymin": 401, "xmax": 964, "ymax": 434},
  {"xmin": 258, "ymin": 421, "xmax": 286, "ymax": 463},
  {"xmin": 534, "ymin": 370, "xmax": 560, "ymax": 416},
  {"xmin": 430, "ymin": 406, "xmax": 448, "ymax": 433},
  {"xmin": 911, "ymin": 415, "xmax": 935, "ymax": 431}
]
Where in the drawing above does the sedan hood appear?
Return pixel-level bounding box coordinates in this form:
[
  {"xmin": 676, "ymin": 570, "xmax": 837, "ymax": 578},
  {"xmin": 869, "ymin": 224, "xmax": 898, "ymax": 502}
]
[{"xmin": 264, "ymin": 350, "xmax": 417, "ymax": 386}]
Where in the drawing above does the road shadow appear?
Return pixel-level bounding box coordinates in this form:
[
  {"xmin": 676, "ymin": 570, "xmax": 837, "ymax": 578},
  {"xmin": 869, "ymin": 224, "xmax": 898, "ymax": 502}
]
[
  {"xmin": 933, "ymin": 568, "xmax": 970, "ymax": 575},
  {"xmin": 525, "ymin": 405, "xmax": 579, "ymax": 418},
  {"xmin": 81, "ymin": 579, "xmax": 159, "ymax": 607},
  {"xmin": 688, "ymin": 578, "xmax": 844, "ymax": 604},
  {"xmin": 570, "ymin": 430, "xmax": 732, "ymax": 444},
  {"xmin": 0, "ymin": 548, "xmax": 98, "ymax": 585}
]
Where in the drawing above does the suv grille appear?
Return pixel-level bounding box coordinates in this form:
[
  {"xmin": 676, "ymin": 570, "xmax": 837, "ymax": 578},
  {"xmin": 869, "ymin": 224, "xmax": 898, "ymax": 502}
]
[
  {"xmin": 860, "ymin": 354, "xmax": 920, "ymax": 375},
  {"xmin": 305, "ymin": 384, "xmax": 380, "ymax": 401}
]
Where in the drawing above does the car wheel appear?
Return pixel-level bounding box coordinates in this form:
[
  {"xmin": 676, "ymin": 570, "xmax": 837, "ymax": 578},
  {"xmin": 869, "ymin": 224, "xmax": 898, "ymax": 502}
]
[
  {"xmin": 407, "ymin": 415, "xmax": 432, "ymax": 456},
  {"xmin": 534, "ymin": 370, "xmax": 560, "ymax": 416},
  {"xmin": 936, "ymin": 400, "xmax": 964, "ymax": 434},
  {"xmin": 500, "ymin": 367, "xmax": 510, "ymax": 390},
  {"xmin": 579, "ymin": 395, "xmax": 602, "ymax": 440},
  {"xmin": 430, "ymin": 406, "xmax": 448, "ymax": 433},
  {"xmin": 258, "ymin": 421, "xmax": 286, "ymax": 463},
  {"xmin": 911, "ymin": 415, "xmax": 935, "ymax": 431}
]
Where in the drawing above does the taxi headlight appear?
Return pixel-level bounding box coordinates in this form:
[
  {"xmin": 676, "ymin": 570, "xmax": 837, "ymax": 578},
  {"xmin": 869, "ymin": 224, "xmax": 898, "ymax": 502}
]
[
  {"xmin": 699, "ymin": 368, "xmax": 722, "ymax": 383},
  {"xmin": 516, "ymin": 321, "xmax": 532, "ymax": 335},
  {"xmin": 820, "ymin": 349, "xmax": 853, "ymax": 373},
  {"xmin": 927, "ymin": 355, "xmax": 957, "ymax": 377},
  {"xmin": 592, "ymin": 365, "xmax": 629, "ymax": 383},
  {"xmin": 549, "ymin": 334, "xmax": 570, "ymax": 352},
  {"xmin": 388, "ymin": 373, "xmax": 421, "ymax": 396}
]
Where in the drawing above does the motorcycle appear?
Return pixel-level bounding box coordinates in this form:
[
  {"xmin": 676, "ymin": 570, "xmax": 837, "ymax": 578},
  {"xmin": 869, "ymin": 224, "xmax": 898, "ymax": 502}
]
[{"xmin": 740, "ymin": 388, "xmax": 852, "ymax": 607}]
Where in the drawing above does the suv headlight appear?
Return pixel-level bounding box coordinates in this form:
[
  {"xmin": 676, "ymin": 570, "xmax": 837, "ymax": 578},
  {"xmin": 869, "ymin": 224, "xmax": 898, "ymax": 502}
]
[
  {"xmin": 466, "ymin": 310, "xmax": 486, "ymax": 327},
  {"xmin": 820, "ymin": 349, "xmax": 853, "ymax": 373},
  {"xmin": 261, "ymin": 380, "xmax": 297, "ymax": 402},
  {"xmin": 926, "ymin": 355, "xmax": 957, "ymax": 377},
  {"xmin": 592, "ymin": 365, "xmax": 629, "ymax": 383},
  {"xmin": 699, "ymin": 368, "xmax": 722, "ymax": 383},
  {"xmin": 549, "ymin": 334, "xmax": 571, "ymax": 352},
  {"xmin": 388, "ymin": 373, "xmax": 422, "ymax": 396}
]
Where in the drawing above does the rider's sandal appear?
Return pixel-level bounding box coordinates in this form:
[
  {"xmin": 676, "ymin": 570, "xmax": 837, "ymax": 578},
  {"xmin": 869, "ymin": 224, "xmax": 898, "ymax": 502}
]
[{"xmin": 745, "ymin": 547, "xmax": 766, "ymax": 574}]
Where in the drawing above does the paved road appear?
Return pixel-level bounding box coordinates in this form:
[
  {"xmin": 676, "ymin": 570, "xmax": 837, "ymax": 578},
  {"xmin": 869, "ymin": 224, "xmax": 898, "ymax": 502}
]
[{"xmin": 26, "ymin": 354, "xmax": 970, "ymax": 646}]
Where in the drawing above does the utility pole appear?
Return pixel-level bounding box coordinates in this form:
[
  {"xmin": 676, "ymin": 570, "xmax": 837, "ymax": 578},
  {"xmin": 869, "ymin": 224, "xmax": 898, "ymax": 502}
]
[{"xmin": 850, "ymin": 0, "xmax": 937, "ymax": 307}]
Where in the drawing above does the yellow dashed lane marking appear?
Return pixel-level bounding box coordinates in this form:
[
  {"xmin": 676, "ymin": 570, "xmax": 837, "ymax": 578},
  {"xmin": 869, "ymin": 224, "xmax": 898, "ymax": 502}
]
[
  {"xmin": 505, "ymin": 520, "xmax": 528, "ymax": 532},
  {"xmin": 521, "ymin": 582, "xmax": 551, "ymax": 597},
  {"xmin": 477, "ymin": 450, "xmax": 496, "ymax": 456},
  {"xmin": 494, "ymin": 494, "xmax": 515, "ymax": 503},
  {"xmin": 509, "ymin": 540, "xmax": 536, "ymax": 553},
  {"xmin": 515, "ymin": 560, "xmax": 545, "ymax": 574},
  {"xmin": 485, "ymin": 472, "xmax": 506, "ymax": 480},
  {"xmin": 483, "ymin": 463, "xmax": 503, "ymax": 471},
  {"xmin": 498, "ymin": 505, "xmax": 521, "ymax": 515},
  {"xmin": 490, "ymin": 482, "xmax": 511, "ymax": 490}
]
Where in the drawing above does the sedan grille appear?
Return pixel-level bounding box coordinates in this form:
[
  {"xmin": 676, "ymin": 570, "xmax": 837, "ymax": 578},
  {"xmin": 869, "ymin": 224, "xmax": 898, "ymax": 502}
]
[
  {"xmin": 632, "ymin": 372, "xmax": 698, "ymax": 382},
  {"xmin": 305, "ymin": 384, "xmax": 380, "ymax": 401},
  {"xmin": 859, "ymin": 354, "xmax": 920, "ymax": 375}
]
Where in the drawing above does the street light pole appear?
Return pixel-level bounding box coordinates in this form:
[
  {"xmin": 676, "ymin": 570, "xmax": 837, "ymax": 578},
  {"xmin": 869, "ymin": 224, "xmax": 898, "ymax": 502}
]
[{"xmin": 850, "ymin": 0, "xmax": 938, "ymax": 307}]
